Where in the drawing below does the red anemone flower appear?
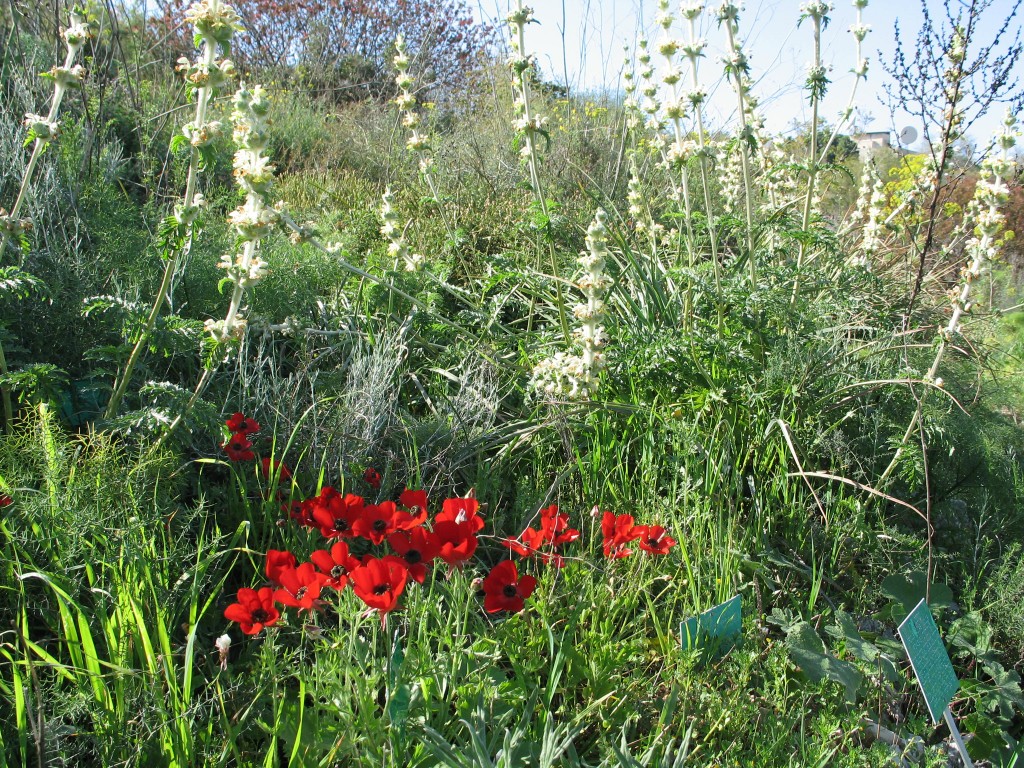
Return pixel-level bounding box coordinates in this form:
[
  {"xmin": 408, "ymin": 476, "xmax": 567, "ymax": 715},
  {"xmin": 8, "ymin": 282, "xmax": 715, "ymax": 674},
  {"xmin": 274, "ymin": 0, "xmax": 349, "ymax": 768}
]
[
  {"xmin": 435, "ymin": 497, "xmax": 485, "ymax": 531},
  {"xmin": 309, "ymin": 488, "xmax": 363, "ymax": 539},
  {"xmin": 601, "ymin": 511, "xmax": 641, "ymax": 559},
  {"xmin": 350, "ymin": 556, "xmax": 408, "ymax": 614},
  {"xmin": 282, "ymin": 499, "xmax": 307, "ymax": 524},
  {"xmin": 539, "ymin": 505, "xmax": 580, "ymax": 546},
  {"xmin": 434, "ymin": 519, "xmax": 479, "ymax": 568},
  {"xmin": 387, "ymin": 528, "xmax": 441, "ymax": 583},
  {"xmin": 363, "ymin": 467, "xmax": 382, "ymax": 489},
  {"xmin": 224, "ymin": 587, "xmax": 280, "ymax": 635},
  {"xmin": 310, "ymin": 541, "xmax": 361, "ymax": 591},
  {"xmin": 260, "ymin": 457, "xmax": 291, "ymax": 481},
  {"xmin": 502, "ymin": 526, "xmax": 546, "ymax": 557},
  {"xmin": 395, "ymin": 488, "xmax": 429, "ymax": 529},
  {"xmin": 273, "ymin": 562, "xmax": 329, "ymax": 612},
  {"xmin": 482, "ymin": 560, "xmax": 537, "ymax": 613},
  {"xmin": 222, "ymin": 432, "xmax": 255, "ymax": 461},
  {"xmin": 636, "ymin": 524, "xmax": 677, "ymax": 555},
  {"xmin": 265, "ymin": 549, "xmax": 297, "ymax": 585},
  {"xmin": 226, "ymin": 412, "xmax": 261, "ymax": 435},
  {"xmin": 353, "ymin": 501, "xmax": 400, "ymax": 545}
]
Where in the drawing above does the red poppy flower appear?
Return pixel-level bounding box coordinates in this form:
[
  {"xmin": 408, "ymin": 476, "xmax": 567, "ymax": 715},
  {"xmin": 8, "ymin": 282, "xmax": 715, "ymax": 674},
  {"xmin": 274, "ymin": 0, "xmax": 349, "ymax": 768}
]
[
  {"xmin": 601, "ymin": 511, "xmax": 641, "ymax": 559},
  {"xmin": 310, "ymin": 541, "xmax": 361, "ymax": 591},
  {"xmin": 363, "ymin": 467, "xmax": 382, "ymax": 489},
  {"xmin": 309, "ymin": 488, "xmax": 364, "ymax": 539},
  {"xmin": 482, "ymin": 560, "xmax": 537, "ymax": 613},
  {"xmin": 224, "ymin": 587, "xmax": 280, "ymax": 635},
  {"xmin": 226, "ymin": 412, "xmax": 260, "ymax": 435},
  {"xmin": 635, "ymin": 524, "xmax": 677, "ymax": 555},
  {"xmin": 435, "ymin": 497, "xmax": 485, "ymax": 531},
  {"xmin": 353, "ymin": 501, "xmax": 400, "ymax": 545},
  {"xmin": 396, "ymin": 488, "xmax": 429, "ymax": 529},
  {"xmin": 260, "ymin": 457, "xmax": 291, "ymax": 481},
  {"xmin": 0, "ymin": 493, "xmax": 11, "ymax": 507},
  {"xmin": 502, "ymin": 526, "xmax": 546, "ymax": 557},
  {"xmin": 539, "ymin": 505, "xmax": 580, "ymax": 545},
  {"xmin": 222, "ymin": 432, "xmax": 255, "ymax": 461},
  {"xmin": 273, "ymin": 562, "xmax": 329, "ymax": 612},
  {"xmin": 434, "ymin": 518, "xmax": 479, "ymax": 568},
  {"xmin": 265, "ymin": 549, "xmax": 297, "ymax": 585},
  {"xmin": 350, "ymin": 556, "xmax": 408, "ymax": 614},
  {"xmin": 387, "ymin": 528, "xmax": 441, "ymax": 583}
]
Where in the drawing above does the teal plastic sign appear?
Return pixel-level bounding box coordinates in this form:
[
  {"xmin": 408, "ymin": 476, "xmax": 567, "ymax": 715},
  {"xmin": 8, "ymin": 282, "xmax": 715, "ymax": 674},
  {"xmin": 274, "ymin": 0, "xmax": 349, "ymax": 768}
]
[
  {"xmin": 681, "ymin": 595, "xmax": 742, "ymax": 652},
  {"xmin": 898, "ymin": 598, "xmax": 959, "ymax": 723}
]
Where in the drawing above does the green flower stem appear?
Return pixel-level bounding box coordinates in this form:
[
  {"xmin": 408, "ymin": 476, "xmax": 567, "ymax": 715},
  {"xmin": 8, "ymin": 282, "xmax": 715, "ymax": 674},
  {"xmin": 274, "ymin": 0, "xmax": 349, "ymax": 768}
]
[
  {"xmin": 1, "ymin": 24, "xmax": 86, "ymax": 430},
  {"xmin": 146, "ymin": 366, "xmax": 214, "ymax": 458},
  {"xmin": 1, "ymin": 47, "xmax": 78, "ymax": 265},
  {"xmin": 219, "ymin": 239, "xmax": 256, "ymax": 339},
  {"xmin": 792, "ymin": 13, "xmax": 823, "ymax": 304},
  {"xmin": 722, "ymin": 19, "xmax": 757, "ymax": 284},
  {"xmin": 686, "ymin": 14, "xmax": 724, "ymax": 332},
  {"xmin": 818, "ymin": 8, "xmax": 868, "ymax": 215},
  {"xmin": 659, "ymin": 39, "xmax": 700, "ymax": 332},
  {"xmin": 104, "ymin": 23, "xmax": 218, "ymax": 420},
  {"xmin": 511, "ymin": 2, "xmax": 570, "ymax": 346}
]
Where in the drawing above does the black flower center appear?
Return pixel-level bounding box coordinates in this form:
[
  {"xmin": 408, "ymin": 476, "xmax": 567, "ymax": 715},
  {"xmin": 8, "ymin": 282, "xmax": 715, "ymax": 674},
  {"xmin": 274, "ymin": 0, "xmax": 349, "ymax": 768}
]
[
  {"xmin": 331, "ymin": 565, "xmax": 346, "ymax": 578},
  {"xmin": 502, "ymin": 584, "xmax": 518, "ymax": 598},
  {"xmin": 295, "ymin": 587, "xmax": 308, "ymax": 600},
  {"xmin": 405, "ymin": 550, "xmax": 422, "ymax": 564},
  {"xmin": 373, "ymin": 519, "xmax": 387, "ymax": 532},
  {"xmin": 373, "ymin": 583, "xmax": 390, "ymax": 596},
  {"xmin": 251, "ymin": 608, "xmax": 269, "ymax": 623}
]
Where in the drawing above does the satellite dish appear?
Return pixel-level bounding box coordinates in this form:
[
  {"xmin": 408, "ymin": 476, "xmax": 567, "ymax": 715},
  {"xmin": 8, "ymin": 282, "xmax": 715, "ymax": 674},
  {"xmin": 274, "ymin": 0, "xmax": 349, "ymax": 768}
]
[{"xmin": 898, "ymin": 125, "xmax": 918, "ymax": 146}]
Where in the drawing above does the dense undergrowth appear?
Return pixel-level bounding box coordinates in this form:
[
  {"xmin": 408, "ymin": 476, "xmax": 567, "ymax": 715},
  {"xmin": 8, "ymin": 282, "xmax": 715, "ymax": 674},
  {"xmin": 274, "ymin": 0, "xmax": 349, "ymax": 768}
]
[{"xmin": 2, "ymin": 0, "xmax": 1024, "ymax": 765}]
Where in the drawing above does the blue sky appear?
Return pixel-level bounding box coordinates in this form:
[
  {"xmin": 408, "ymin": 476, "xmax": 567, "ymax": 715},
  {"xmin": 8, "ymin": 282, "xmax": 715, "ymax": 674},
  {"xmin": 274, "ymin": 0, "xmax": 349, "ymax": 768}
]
[{"xmin": 474, "ymin": 0, "xmax": 1021, "ymax": 148}]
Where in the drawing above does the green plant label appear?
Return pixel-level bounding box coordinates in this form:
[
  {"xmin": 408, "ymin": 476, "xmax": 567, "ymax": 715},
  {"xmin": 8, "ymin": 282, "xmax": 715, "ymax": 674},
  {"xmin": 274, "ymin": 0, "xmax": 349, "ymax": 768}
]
[
  {"xmin": 681, "ymin": 594, "xmax": 741, "ymax": 652},
  {"xmin": 898, "ymin": 598, "xmax": 959, "ymax": 723}
]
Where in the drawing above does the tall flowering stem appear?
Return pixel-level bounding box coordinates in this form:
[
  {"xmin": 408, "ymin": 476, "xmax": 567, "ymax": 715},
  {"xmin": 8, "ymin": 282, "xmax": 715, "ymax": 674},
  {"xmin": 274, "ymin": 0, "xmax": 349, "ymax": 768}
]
[
  {"xmin": 654, "ymin": 1, "xmax": 701, "ymax": 329},
  {"xmin": 105, "ymin": 0, "xmax": 239, "ymax": 419},
  {"xmin": 1, "ymin": 8, "xmax": 91, "ymax": 265},
  {"xmin": 817, "ymin": 0, "xmax": 870, "ymax": 165},
  {"xmin": 507, "ymin": 2, "xmax": 570, "ymax": 344},
  {"xmin": 149, "ymin": 83, "xmax": 280, "ymax": 455},
  {"xmin": 793, "ymin": 1, "xmax": 833, "ymax": 302},
  {"xmin": 531, "ymin": 210, "xmax": 611, "ymax": 400},
  {"xmin": 846, "ymin": 163, "xmax": 885, "ymax": 269},
  {"xmin": 680, "ymin": 1, "xmax": 725, "ymax": 330},
  {"xmin": 575, "ymin": 211, "xmax": 612, "ymax": 382},
  {"xmin": 0, "ymin": 7, "xmax": 92, "ymax": 430},
  {"xmin": 380, "ymin": 188, "xmax": 422, "ymax": 272},
  {"xmin": 717, "ymin": 2, "xmax": 757, "ymax": 283},
  {"xmin": 879, "ymin": 113, "xmax": 1018, "ymax": 487},
  {"xmin": 210, "ymin": 84, "xmax": 277, "ymax": 342},
  {"xmin": 393, "ymin": 36, "xmax": 453, "ymax": 244}
]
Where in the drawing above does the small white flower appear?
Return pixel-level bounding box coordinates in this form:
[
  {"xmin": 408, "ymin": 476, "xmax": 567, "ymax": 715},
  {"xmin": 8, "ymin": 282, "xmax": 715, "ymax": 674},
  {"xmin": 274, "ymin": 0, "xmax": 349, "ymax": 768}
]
[{"xmin": 216, "ymin": 634, "xmax": 231, "ymax": 670}]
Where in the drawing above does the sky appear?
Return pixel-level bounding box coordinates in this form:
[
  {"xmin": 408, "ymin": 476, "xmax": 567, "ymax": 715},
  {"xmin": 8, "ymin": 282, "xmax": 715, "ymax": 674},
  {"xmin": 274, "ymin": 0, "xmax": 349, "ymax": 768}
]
[{"xmin": 473, "ymin": 0, "xmax": 1022, "ymax": 149}]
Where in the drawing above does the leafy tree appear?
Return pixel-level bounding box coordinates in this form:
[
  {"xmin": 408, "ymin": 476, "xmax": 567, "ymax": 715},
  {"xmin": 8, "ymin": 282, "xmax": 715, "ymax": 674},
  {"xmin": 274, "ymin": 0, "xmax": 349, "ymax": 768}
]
[
  {"xmin": 154, "ymin": 0, "xmax": 497, "ymax": 103},
  {"xmin": 882, "ymin": 0, "xmax": 1023, "ymax": 311}
]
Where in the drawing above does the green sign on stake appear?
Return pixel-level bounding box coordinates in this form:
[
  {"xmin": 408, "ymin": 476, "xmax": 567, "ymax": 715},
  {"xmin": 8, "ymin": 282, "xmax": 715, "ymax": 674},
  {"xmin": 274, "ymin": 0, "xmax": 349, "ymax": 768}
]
[
  {"xmin": 681, "ymin": 594, "xmax": 741, "ymax": 653},
  {"xmin": 898, "ymin": 598, "xmax": 958, "ymax": 723},
  {"xmin": 898, "ymin": 598, "xmax": 974, "ymax": 768}
]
